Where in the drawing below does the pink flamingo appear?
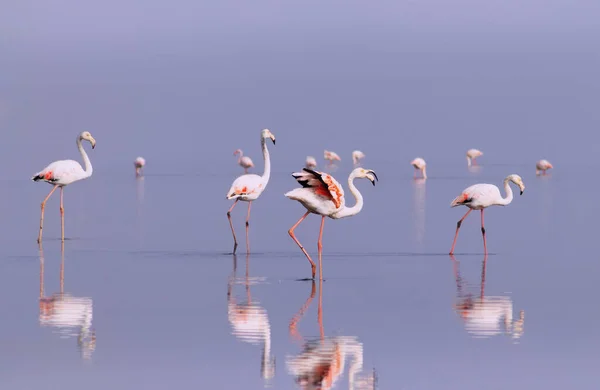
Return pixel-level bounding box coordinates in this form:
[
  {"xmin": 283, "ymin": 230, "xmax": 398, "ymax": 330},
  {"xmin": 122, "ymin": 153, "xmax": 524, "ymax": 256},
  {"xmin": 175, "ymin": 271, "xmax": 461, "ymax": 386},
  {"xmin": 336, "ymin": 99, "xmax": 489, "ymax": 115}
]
[
  {"xmin": 32, "ymin": 131, "xmax": 96, "ymax": 243},
  {"xmin": 536, "ymin": 159, "xmax": 553, "ymax": 175},
  {"xmin": 305, "ymin": 156, "xmax": 317, "ymax": 169},
  {"xmin": 323, "ymin": 150, "xmax": 341, "ymax": 166},
  {"xmin": 352, "ymin": 150, "xmax": 365, "ymax": 166},
  {"xmin": 234, "ymin": 149, "xmax": 254, "ymax": 174},
  {"xmin": 226, "ymin": 129, "xmax": 276, "ymax": 254},
  {"xmin": 134, "ymin": 157, "xmax": 146, "ymax": 177},
  {"xmin": 285, "ymin": 167, "xmax": 378, "ymax": 279},
  {"xmin": 410, "ymin": 157, "xmax": 427, "ymax": 179},
  {"xmin": 466, "ymin": 149, "xmax": 483, "ymax": 166},
  {"xmin": 449, "ymin": 174, "xmax": 525, "ymax": 255}
]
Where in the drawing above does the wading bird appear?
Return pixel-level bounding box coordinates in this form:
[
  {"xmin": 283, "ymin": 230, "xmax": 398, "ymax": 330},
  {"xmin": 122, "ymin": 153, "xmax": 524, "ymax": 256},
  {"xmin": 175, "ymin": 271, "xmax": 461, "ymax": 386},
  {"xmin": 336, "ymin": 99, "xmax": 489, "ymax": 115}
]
[
  {"xmin": 32, "ymin": 131, "xmax": 96, "ymax": 243},
  {"xmin": 535, "ymin": 159, "xmax": 553, "ymax": 175},
  {"xmin": 305, "ymin": 156, "xmax": 317, "ymax": 169},
  {"xmin": 449, "ymin": 174, "xmax": 525, "ymax": 255},
  {"xmin": 285, "ymin": 167, "xmax": 378, "ymax": 279},
  {"xmin": 324, "ymin": 150, "xmax": 341, "ymax": 166},
  {"xmin": 226, "ymin": 129, "xmax": 276, "ymax": 254},
  {"xmin": 234, "ymin": 149, "xmax": 254, "ymax": 174},
  {"xmin": 352, "ymin": 150, "xmax": 365, "ymax": 166},
  {"xmin": 410, "ymin": 157, "xmax": 427, "ymax": 179},
  {"xmin": 134, "ymin": 157, "xmax": 145, "ymax": 177},
  {"xmin": 466, "ymin": 149, "xmax": 483, "ymax": 167}
]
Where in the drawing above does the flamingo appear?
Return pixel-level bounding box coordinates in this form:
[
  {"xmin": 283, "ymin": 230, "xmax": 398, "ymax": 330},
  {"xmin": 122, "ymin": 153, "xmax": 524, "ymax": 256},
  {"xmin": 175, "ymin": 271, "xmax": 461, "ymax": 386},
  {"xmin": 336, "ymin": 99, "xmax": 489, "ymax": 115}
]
[
  {"xmin": 449, "ymin": 174, "xmax": 525, "ymax": 255},
  {"xmin": 410, "ymin": 157, "xmax": 427, "ymax": 179},
  {"xmin": 352, "ymin": 150, "xmax": 365, "ymax": 166},
  {"xmin": 234, "ymin": 149, "xmax": 254, "ymax": 174},
  {"xmin": 536, "ymin": 159, "xmax": 553, "ymax": 175},
  {"xmin": 32, "ymin": 131, "xmax": 96, "ymax": 243},
  {"xmin": 323, "ymin": 150, "xmax": 341, "ymax": 166},
  {"xmin": 466, "ymin": 149, "xmax": 483, "ymax": 166},
  {"xmin": 285, "ymin": 167, "xmax": 378, "ymax": 279},
  {"xmin": 134, "ymin": 156, "xmax": 146, "ymax": 177},
  {"xmin": 305, "ymin": 156, "xmax": 317, "ymax": 169},
  {"xmin": 226, "ymin": 129, "xmax": 276, "ymax": 254}
]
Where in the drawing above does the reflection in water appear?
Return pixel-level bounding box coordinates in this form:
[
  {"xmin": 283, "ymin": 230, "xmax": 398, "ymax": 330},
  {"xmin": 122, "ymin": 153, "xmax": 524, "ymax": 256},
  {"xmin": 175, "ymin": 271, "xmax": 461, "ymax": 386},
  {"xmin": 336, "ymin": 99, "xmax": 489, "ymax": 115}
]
[
  {"xmin": 39, "ymin": 243, "xmax": 96, "ymax": 359},
  {"xmin": 467, "ymin": 165, "xmax": 482, "ymax": 174},
  {"xmin": 287, "ymin": 281, "xmax": 376, "ymax": 390},
  {"xmin": 450, "ymin": 254, "xmax": 525, "ymax": 341},
  {"xmin": 227, "ymin": 254, "xmax": 275, "ymax": 386},
  {"xmin": 411, "ymin": 179, "xmax": 426, "ymax": 247},
  {"xmin": 135, "ymin": 176, "xmax": 145, "ymax": 246}
]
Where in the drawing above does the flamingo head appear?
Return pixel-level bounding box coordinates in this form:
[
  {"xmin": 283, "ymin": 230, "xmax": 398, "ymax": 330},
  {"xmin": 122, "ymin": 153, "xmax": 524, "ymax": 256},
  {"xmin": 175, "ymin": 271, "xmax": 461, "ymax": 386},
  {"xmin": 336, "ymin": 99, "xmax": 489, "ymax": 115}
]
[
  {"xmin": 233, "ymin": 149, "xmax": 242, "ymax": 156},
  {"xmin": 79, "ymin": 131, "xmax": 96, "ymax": 149},
  {"xmin": 507, "ymin": 174, "xmax": 525, "ymax": 195},
  {"xmin": 261, "ymin": 129, "xmax": 276, "ymax": 145},
  {"xmin": 354, "ymin": 168, "xmax": 379, "ymax": 186},
  {"xmin": 547, "ymin": 163, "xmax": 553, "ymax": 169}
]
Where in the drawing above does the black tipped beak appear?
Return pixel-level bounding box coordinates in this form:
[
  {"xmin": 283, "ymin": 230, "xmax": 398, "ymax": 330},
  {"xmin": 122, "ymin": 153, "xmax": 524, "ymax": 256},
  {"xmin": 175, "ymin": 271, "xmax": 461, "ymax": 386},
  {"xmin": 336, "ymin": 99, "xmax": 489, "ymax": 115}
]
[
  {"xmin": 272, "ymin": 138, "xmax": 276, "ymax": 145},
  {"xmin": 368, "ymin": 170, "xmax": 378, "ymax": 186},
  {"xmin": 92, "ymin": 143, "xmax": 96, "ymax": 149},
  {"xmin": 520, "ymin": 190, "xmax": 524, "ymax": 195}
]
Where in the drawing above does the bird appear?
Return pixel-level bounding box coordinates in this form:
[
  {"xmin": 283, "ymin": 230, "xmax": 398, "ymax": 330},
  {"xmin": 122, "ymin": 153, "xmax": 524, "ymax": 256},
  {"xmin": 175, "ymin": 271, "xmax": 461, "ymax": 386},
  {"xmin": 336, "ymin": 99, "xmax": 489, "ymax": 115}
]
[
  {"xmin": 285, "ymin": 167, "xmax": 378, "ymax": 279},
  {"xmin": 234, "ymin": 149, "xmax": 254, "ymax": 174},
  {"xmin": 226, "ymin": 129, "xmax": 276, "ymax": 254},
  {"xmin": 449, "ymin": 174, "xmax": 525, "ymax": 255},
  {"xmin": 134, "ymin": 156, "xmax": 146, "ymax": 177},
  {"xmin": 32, "ymin": 131, "xmax": 96, "ymax": 243},
  {"xmin": 352, "ymin": 150, "xmax": 365, "ymax": 166},
  {"xmin": 323, "ymin": 150, "xmax": 341, "ymax": 166},
  {"xmin": 410, "ymin": 157, "xmax": 427, "ymax": 179},
  {"xmin": 466, "ymin": 149, "xmax": 483, "ymax": 167},
  {"xmin": 305, "ymin": 156, "xmax": 317, "ymax": 169},
  {"xmin": 536, "ymin": 159, "xmax": 553, "ymax": 175}
]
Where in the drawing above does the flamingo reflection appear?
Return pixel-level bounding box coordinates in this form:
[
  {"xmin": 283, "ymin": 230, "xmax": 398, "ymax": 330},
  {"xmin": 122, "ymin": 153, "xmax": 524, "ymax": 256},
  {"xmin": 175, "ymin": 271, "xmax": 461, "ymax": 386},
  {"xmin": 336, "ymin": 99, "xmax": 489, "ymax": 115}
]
[
  {"xmin": 39, "ymin": 243, "xmax": 96, "ymax": 359},
  {"xmin": 227, "ymin": 254, "xmax": 275, "ymax": 385},
  {"xmin": 287, "ymin": 280, "xmax": 376, "ymax": 389},
  {"xmin": 411, "ymin": 178, "xmax": 426, "ymax": 247},
  {"xmin": 450, "ymin": 254, "xmax": 525, "ymax": 340}
]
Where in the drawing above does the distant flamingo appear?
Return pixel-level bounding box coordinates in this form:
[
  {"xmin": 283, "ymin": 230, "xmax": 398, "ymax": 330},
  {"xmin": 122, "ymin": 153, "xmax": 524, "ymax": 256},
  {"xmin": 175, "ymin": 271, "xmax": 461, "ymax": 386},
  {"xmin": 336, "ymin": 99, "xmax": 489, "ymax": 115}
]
[
  {"xmin": 449, "ymin": 174, "xmax": 525, "ymax": 255},
  {"xmin": 32, "ymin": 131, "xmax": 96, "ymax": 243},
  {"xmin": 285, "ymin": 167, "xmax": 378, "ymax": 279},
  {"xmin": 324, "ymin": 150, "xmax": 341, "ymax": 166},
  {"xmin": 305, "ymin": 156, "xmax": 317, "ymax": 169},
  {"xmin": 234, "ymin": 149, "xmax": 254, "ymax": 173},
  {"xmin": 134, "ymin": 156, "xmax": 146, "ymax": 177},
  {"xmin": 536, "ymin": 159, "xmax": 553, "ymax": 175},
  {"xmin": 352, "ymin": 150, "xmax": 365, "ymax": 166},
  {"xmin": 466, "ymin": 149, "xmax": 483, "ymax": 167},
  {"xmin": 410, "ymin": 157, "xmax": 427, "ymax": 179},
  {"xmin": 226, "ymin": 129, "xmax": 276, "ymax": 254}
]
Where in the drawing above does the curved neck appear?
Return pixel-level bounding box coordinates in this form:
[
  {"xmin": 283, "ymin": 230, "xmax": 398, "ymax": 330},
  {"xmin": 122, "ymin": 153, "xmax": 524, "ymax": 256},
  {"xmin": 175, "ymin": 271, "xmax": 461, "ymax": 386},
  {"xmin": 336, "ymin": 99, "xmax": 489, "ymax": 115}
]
[
  {"xmin": 77, "ymin": 137, "xmax": 93, "ymax": 177},
  {"xmin": 260, "ymin": 138, "xmax": 271, "ymax": 183},
  {"xmin": 334, "ymin": 172, "xmax": 363, "ymax": 218},
  {"xmin": 497, "ymin": 179, "xmax": 514, "ymax": 206}
]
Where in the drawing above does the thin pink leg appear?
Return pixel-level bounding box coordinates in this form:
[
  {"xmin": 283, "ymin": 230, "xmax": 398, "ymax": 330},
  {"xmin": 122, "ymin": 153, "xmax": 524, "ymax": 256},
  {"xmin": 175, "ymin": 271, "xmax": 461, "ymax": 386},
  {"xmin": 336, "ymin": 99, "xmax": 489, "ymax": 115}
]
[
  {"xmin": 245, "ymin": 202, "xmax": 252, "ymax": 253},
  {"xmin": 289, "ymin": 280, "xmax": 316, "ymax": 343},
  {"xmin": 449, "ymin": 209, "xmax": 472, "ymax": 255},
  {"xmin": 318, "ymin": 278, "xmax": 324, "ymax": 340},
  {"xmin": 227, "ymin": 200, "xmax": 239, "ymax": 254},
  {"xmin": 317, "ymin": 216, "xmax": 325, "ymax": 280},
  {"xmin": 480, "ymin": 253, "xmax": 488, "ymax": 299},
  {"xmin": 60, "ymin": 186, "xmax": 65, "ymax": 242},
  {"xmin": 38, "ymin": 185, "xmax": 58, "ymax": 243},
  {"xmin": 480, "ymin": 209, "xmax": 487, "ymax": 254},
  {"xmin": 288, "ymin": 211, "xmax": 316, "ymax": 279}
]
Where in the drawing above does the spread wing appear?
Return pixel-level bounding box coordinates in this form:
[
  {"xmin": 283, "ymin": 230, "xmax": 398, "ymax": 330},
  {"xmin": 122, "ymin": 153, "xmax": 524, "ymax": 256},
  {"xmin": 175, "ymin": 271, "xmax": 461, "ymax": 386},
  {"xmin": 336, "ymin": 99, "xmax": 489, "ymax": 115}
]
[{"xmin": 291, "ymin": 168, "xmax": 344, "ymax": 208}]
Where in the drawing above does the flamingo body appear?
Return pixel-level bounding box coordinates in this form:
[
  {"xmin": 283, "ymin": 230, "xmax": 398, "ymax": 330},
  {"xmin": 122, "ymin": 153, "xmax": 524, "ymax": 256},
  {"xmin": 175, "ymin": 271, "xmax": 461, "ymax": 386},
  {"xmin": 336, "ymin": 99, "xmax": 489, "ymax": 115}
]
[
  {"xmin": 305, "ymin": 156, "xmax": 317, "ymax": 169},
  {"xmin": 324, "ymin": 150, "xmax": 341, "ymax": 163},
  {"xmin": 466, "ymin": 149, "xmax": 483, "ymax": 166},
  {"xmin": 535, "ymin": 159, "xmax": 553, "ymax": 175},
  {"xmin": 352, "ymin": 150, "xmax": 365, "ymax": 166}
]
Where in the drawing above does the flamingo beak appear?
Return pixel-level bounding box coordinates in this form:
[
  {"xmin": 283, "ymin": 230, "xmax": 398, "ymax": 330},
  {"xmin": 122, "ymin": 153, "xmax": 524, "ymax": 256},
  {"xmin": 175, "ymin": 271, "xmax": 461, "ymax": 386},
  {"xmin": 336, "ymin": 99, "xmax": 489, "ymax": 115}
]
[
  {"xmin": 91, "ymin": 139, "xmax": 96, "ymax": 149},
  {"xmin": 271, "ymin": 136, "xmax": 276, "ymax": 145},
  {"xmin": 367, "ymin": 170, "xmax": 378, "ymax": 186}
]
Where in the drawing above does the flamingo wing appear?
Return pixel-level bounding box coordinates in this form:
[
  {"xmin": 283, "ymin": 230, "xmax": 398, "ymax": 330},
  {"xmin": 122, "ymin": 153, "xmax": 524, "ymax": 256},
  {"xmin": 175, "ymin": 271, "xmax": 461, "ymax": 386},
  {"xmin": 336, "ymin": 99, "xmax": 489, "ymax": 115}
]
[
  {"xmin": 451, "ymin": 184, "xmax": 500, "ymax": 208},
  {"xmin": 292, "ymin": 168, "xmax": 344, "ymax": 208},
  {"xmin": 32, "ymin": 160, "xmax": 85, "ymax": 184}
]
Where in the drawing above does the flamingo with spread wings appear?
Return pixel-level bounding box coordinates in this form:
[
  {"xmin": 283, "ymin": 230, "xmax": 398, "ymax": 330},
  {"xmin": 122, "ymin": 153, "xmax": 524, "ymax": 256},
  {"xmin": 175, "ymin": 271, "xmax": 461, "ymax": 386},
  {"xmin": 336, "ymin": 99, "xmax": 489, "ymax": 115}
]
[{"xmin": 285, "ymin": 167, "xmax": 378, "ymax": 279}]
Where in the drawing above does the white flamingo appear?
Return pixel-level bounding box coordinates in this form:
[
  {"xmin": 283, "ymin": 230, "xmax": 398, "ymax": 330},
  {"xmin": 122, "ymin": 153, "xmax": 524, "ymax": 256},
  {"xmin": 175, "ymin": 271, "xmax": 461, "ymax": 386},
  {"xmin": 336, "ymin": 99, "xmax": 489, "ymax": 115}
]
[
  {"xmin": 32, "ymin": 131, "xmax": 96, "ymax": 243},
  {"xmin": 449, "ymin": 174, "xmax": 525, "ymax": 255},
  {"xmin": 234, "ymin": 149, "xmax": 255, "ymax": 173},
  {"xmin": 410, "ymin": 157, "xmax": 427, "ymax": 179},
  {"xmin": 134, "ymin": 156, "xmax": 146, "ymax": 177},
  {"xmin": 536, "ymin": 159, "xmax": 553, "ymax": 175},
  {"xmin": 323, "ymin": 150, "xmax": 341, "ymax": 165},
  {"xmin": 305, "ymin": 156, "xmax": 317, "ymax": 169},
  {"xmin": 285, "ymin": 167, "xmax": 378, "ymax": 279},
  {"xmin": 466, "ymin": 149, "xmax": 483, "ymax": 166},
  {"xmin": 226, "ymin": 129, "xmax": 276, "ymax": 253},
  {"xmin": 352, "ymin": 150, "xmax": 365, "ymax": 166}
]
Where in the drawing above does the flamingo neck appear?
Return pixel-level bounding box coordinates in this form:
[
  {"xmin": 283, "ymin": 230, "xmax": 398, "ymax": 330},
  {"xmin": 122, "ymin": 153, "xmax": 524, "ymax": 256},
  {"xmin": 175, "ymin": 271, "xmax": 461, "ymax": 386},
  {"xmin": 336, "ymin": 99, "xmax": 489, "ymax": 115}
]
[
  {"xmin": 334, "ymin": 171, "xmax": 363, "ymax": 218},
  {"xmin": 466, "ymin": 156, "xmax": 472, "ymax": 166},
  {"xmin": 237, "ymin": 150, "xmax": 243, "ymax": 164},
  {"xmin": 77, "ymin": 137, "xmax": 93, "ymax": 177},
  {"xmin": 497, "ymin": 179, "xmax": 514, "ymax": 206},
  {"xmin": 260, "ymin": 138, "xmax": 271, "ymax": 184}
]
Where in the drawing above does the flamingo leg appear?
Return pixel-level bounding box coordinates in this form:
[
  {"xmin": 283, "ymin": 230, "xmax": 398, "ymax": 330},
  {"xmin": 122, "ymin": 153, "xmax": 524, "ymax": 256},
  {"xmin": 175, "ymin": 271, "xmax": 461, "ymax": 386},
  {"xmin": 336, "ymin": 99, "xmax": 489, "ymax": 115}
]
[
  {"xmin": 317, "ymin": 216, "xmax": 325, "ymax": 280},
  {"xmin": 227, "ymin": 199, "xmax": 239, "ymax": 254},
  {"xmin": 60, "ymin": 186, "xmax": 65, "ymax": 242},
  {"xmin": 289, "ymin": 280, "xmax": 316, "ymax": 343},
  {"xmin": 480, "ymin": 209, "xmax": 487, "ymax": 254},
  {"xmin": 37, "ymin": 185, "xmax": 59, "ymax": 243},
  {"xmin": 449, "ymin": 209, "xmax": 472, "ymax": 255},
  {"xmin": 245, "ymin": 201, "xmax": 252, "ymax": 253},
  {"xmin": 318, "ymin": 278, "xmax": 324, "ymax": 340},
  {"xmin": 288, "ymin": 211, "xmax": 316, "ymax": 279}
]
